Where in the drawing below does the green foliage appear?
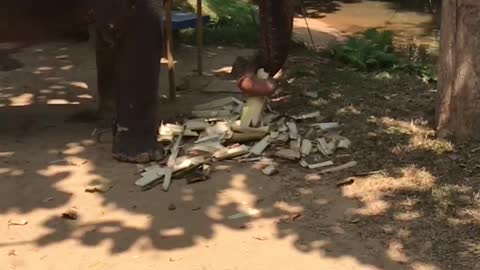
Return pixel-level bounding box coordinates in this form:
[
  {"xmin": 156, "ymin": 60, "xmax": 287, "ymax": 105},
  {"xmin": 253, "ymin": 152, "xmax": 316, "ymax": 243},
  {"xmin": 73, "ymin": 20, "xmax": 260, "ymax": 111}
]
[
  {"xmin": 331, "ymin": 28, "xmax": 437, "ymax": 82},
  {"xmin": 393, "ymin": 62, "xmax": 437, "ymax": 83},
  {"xmin": 177, "ymin": 0, "xmax": 259, "ymax": 47},
  {"xmin": 332, "ymin": 28, "xmax": 398, "ymax": 71}
]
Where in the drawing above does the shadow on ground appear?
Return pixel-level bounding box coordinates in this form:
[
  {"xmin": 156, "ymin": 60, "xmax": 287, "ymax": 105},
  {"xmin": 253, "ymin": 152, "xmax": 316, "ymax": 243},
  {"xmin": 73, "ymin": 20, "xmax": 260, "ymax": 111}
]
[{"xmin": 0, "ymin": 34, "xmax": 478, "ymax": 270}]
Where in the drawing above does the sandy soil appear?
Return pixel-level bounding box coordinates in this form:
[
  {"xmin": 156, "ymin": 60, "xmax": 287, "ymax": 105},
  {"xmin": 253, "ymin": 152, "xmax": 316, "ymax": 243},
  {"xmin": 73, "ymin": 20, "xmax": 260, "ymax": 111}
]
[
  {"xmin": 1, "ymin": 25, "xmax": 478, "ymax": 270},
  {"xmin": 0, "ymin": 41, "xmax": 390, "ymax": 270}
]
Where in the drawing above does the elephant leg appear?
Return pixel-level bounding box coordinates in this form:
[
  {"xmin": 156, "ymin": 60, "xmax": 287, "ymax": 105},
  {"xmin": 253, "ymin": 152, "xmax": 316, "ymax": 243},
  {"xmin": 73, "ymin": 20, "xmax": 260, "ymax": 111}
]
[
  {"xmin": 95, "ymin": 27, "xmax": 116, "ymax": 122},
  {"xmin": 111, "ymin": 0, "xmax": 163, "ymax": 163}
]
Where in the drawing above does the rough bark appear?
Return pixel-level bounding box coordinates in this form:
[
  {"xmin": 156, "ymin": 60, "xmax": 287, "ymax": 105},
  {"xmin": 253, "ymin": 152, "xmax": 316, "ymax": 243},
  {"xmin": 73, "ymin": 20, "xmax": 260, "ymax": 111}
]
[{"xmin": 436, "ymin": 0, "xmax": 480, "ymax": 140}]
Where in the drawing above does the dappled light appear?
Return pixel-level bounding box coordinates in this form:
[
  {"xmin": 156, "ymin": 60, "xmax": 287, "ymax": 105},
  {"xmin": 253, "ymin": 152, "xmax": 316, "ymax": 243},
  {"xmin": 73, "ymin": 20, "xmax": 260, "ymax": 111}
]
[
  {"xmin": 0, "ymin": 1, "xmax": 478, "ymax": 269},
  {"xmin": 0, "ymin": 43, "xmax": 94, "ymax": 110}
]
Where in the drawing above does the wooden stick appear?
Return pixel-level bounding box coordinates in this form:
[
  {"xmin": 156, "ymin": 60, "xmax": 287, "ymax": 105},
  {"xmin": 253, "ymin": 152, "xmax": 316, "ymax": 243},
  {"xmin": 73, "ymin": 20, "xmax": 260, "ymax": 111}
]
[
  {"xmin": 163, "ymin": 131, "xmax": 184, "ymax": 191},
  {"xmin": 196, "ymin": 0, "xmax": 203, "ymax": 75},
  {"xmin": 165, "ymin": 0, "xmax": 176, "ymax": 100},
  {"xmin": 320, "ymin": 161, "xmax": 357, "ymax": 174}
]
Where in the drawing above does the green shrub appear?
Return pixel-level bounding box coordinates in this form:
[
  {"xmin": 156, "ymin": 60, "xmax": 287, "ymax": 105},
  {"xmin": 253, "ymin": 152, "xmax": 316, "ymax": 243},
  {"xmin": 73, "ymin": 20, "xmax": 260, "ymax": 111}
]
[
  {"xmin": 331, "ymin": 28, "xmax": 437, "ymax": 82},
  {"xmin": 332, "ymin": 28, "xmax": 398, "ymax": 71}
]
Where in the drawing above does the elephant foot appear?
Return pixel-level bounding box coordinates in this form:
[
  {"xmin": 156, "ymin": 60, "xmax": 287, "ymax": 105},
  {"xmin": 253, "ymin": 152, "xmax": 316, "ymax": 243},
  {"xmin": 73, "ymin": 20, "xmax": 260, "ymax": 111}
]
[
  {"xmin": 112, "ymin": 129, "xmax": 164, "ymax": 163},
  {"xmin": 97, "ymin": 97, "xmax": 115, "ymax": 117},
  {"xmin": 96, "ymin": 110, "xmax": 114, "ymax": 129}
]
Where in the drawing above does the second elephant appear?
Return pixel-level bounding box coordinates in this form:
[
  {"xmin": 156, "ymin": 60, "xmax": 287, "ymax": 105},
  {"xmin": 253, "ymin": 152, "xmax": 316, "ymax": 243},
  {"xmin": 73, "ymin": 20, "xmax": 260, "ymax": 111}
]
[{"xmin": 0, "ymin": 0, "xmax": 294, "ymax": 163}]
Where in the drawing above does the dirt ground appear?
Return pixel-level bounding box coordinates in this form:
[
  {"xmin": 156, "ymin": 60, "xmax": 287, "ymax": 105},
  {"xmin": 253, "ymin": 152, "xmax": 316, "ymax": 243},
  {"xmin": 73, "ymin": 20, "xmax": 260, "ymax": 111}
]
[{"xmin": 1, "ymin": 31, "xmax": 479, "ymax": 270}]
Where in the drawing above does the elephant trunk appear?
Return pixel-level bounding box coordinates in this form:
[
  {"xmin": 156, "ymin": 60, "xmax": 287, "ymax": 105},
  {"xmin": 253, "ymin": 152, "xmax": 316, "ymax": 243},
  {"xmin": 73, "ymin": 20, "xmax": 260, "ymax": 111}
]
[
  {"xmin": 237, "ymin": 0, "xmax": 294, "ymax": 96},
  {"xmin": 257, "ymin": 0, "xmax": 294, "ymax": 77}
]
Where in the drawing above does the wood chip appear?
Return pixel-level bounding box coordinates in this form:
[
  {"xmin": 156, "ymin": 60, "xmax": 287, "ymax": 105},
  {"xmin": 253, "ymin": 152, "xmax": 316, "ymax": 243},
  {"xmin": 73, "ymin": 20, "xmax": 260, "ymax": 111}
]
[
  {"xmin": 159, "ymin": 123, "xmax": 183, "ymax": 136},
  {"xmin": 304, "ymin": 128, "xmax": 317, "ymax": 140},
  {"xmin": 317, "ymin": 138, "xmax": 335, "ymax": 155},
  {"xmin": 187, "ymin": 141, "xmax": 226, "ymax": 154},
  {"xmin": 311, "ymin": 122, "xmax": 340, "ymax": 130},
  {"xmin": 308, "ymin": 160, "xmax": 334, "ymax": 169},
  {"xmin": 301, "ymin": 139, "xmax": 313, "ymax": 156},
  {"xmin": 277, "ymin": 122, "xmax": 288, "ymax": 132},
  {"xmin": 213, "ymin": 144, "xmax": 250, "ymax": 160},
  {"xmin": 185, "ymin": 119, "xmax": 210, "ymax": 131},
  {"xmin": 261, "ymin": 164, "xmax": 278, "ymax": 176},
  {"xmin": 173, "ymin": 156, "xmax": 206, "ymax": 172},
  {"xmin": 286, "ymin": 121, "xmax": 298, "ymax": 140},
  {"xmin": 8, "ymin": 219, "xmax": 28, "ymax": 226},
  {"xmin": 320, "ymin": 161, "xmax": 357, "ymax": 174},
  {"xmin": 194, "ymin": 134, "xmax": 223, "ymax": 144},
  {"xmin": 162, "ymin": 171, "xmax": 173, "ymax": 192},
  {"xmin": 274, "ymin": 149, "xmax": 301, "ymax": 161},
  {"xmin": 290, "ymin": 138, "xmax": 302, "ymax": 151},
  {"xmin": 205, "ymin": 121, "xmax": 233, "ymax": 138},
  {"xmin": 337, "ymin": 138, "xmax": 352, "ymax": 149},
  {"xmin": 292, "ymin": 111, "xmax": 321, "ymax": 120},
  {"xmin": 270, "ymin": 131, "xmax": 279, "ymax": 139},
  {"xmin": 184, "ymin": 129, "xmax": 199, "ymax": 137},
  {"xmin": 202, "ymin": 164, "xmax": 212, "ymax": 176},
  {"xmin": 135, "ymin": 167, "xmax": 166, "ymax": 187},
  {"xmin": 299, "ymin": 159, "xmax": 309, "ymax": 168},
  {"xmin": 164, "ymin": 132, "xmax": 184, "ymax": 191},
  {"xmin": 263, "ymin": 113, "xmax": 279, "ymax": 125},
  {"xmin": 249, "ymin": 135, "xmax": 271, "ymax": 155},
  {"xmin": 274, "ymin": 132, "xmax": 290, "ymax": 143},
  {"xmin": 354, "ymin": 170, "xmax": 385, "ymax": 176}
]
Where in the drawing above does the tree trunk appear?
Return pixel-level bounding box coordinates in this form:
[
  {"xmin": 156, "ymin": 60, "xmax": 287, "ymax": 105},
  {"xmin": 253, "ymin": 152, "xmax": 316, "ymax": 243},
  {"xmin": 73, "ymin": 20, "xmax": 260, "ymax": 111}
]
[{"xmin": 436, "ymin": 0, "xmax": 480, "ymax": 140}]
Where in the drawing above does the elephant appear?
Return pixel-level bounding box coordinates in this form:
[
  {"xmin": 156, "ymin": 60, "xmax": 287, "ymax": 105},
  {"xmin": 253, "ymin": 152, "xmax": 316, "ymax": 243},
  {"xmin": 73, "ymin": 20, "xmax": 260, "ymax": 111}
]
[{"xmin": 0, "ymin": 0, "xmax": 294, "ymax": 163}]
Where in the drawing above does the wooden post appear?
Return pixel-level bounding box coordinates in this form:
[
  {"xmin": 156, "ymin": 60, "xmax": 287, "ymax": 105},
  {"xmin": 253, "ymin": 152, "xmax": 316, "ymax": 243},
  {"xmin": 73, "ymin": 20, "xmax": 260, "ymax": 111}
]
[
  {"xmin": 165, "ymin": 0, "xmax": 176, "ymax": 100},
  {"xmin": 196, "ymin": 0, "xmax": 203, "ymax": 75}
]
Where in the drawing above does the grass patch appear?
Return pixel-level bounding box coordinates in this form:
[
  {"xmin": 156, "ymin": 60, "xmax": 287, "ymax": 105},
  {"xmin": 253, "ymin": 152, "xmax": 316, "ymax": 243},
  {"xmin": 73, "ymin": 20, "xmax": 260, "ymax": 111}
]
[{"xmin": 344, "ymin": 166, "xmax": 436, "ymax": 203}]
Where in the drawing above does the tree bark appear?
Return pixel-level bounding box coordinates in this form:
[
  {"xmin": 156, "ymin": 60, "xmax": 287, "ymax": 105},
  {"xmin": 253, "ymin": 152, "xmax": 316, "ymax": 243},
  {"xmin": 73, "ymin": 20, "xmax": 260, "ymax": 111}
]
[{"xmin": 436, "ymin": 0, "xmax": 480, "ymax": 140}]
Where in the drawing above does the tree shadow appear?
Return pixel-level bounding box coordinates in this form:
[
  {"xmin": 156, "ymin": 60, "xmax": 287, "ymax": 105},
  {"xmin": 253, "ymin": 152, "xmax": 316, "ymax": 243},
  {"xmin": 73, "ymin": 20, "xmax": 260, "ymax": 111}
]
[
  {"xmin": 1, "ymin": 32, "xmax": 478, "ymax": 270},
  {"xmin": 275, "ymin": 51, "xmax": 480, "ymax": 268}
]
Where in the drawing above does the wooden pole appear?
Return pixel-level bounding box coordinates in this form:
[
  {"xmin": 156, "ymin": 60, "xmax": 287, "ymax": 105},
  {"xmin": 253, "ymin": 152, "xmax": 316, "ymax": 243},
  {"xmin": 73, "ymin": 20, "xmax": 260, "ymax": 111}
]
[
  {"xmin": 196, "ymin": 0, "xmax": 203, "ymax": 75},
  {"xmin": 165, "ymin": 0, "xmax": 176, "ymax": 100}
]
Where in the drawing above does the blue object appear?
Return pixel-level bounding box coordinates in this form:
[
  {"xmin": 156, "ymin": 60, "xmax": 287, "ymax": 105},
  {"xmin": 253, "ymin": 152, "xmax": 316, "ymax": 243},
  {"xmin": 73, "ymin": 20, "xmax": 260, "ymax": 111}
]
[{"xmin": 164, "ymin": 11, "xmax": 210, "ymax": 30}]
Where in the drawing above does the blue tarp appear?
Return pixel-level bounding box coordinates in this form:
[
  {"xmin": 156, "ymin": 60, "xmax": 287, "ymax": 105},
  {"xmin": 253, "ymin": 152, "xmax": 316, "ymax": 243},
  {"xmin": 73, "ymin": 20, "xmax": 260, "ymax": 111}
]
[{"xmin": 164, "ymin": 11, "xmax": 210, "ymax": 30}]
